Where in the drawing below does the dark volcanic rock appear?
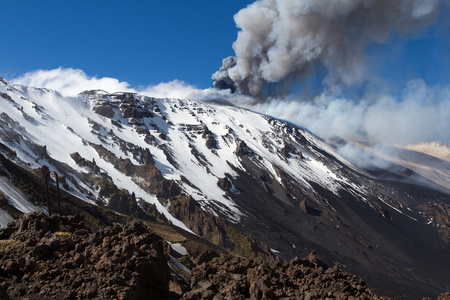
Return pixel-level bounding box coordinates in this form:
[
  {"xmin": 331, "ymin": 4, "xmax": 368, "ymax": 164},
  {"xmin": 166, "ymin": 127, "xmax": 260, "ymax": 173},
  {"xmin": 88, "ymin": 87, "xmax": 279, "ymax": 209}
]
[
  {"xmin": 169, "ymin": 196, "xmax": 228, "ymax": 246},
  {"xmin": 0, "ymin": 212, "xmax": 170, "ymax": 300},
  {"xmin": 418, "ymin": 202, "xmax": 450, "ymax": 244},
  {"xmin": 0, "ymin": 212, "xmax": 447, "ymax": 299},
  {"xmin": 281, "ymin": 140, "xmax": 296, "ymax": 158},
  {"xmin": 217, "ymin": 177, "xmax": 232, "ymax": 193},
  {"xmin": 70, "ymin": 152, "xmax": 100, "ymax": 174},
  {"xmin": 93, "ymin": 104, "xmax": 115, "ymax": 118},
  {"xmin": 235, "ymin": 140, "xmax": 253, "ymax": 156},
  {"xmin": 202, "ymin": 126, "xmax": 218, "ymax": 150},
  {"xmin": 195, "ymin": 249, "xmax": 220, "ymax": 265},
  {"xmin": 182, "ymin": 251, "xmax": 389, "ymax": 300},
  {"xmin": 205, "ymin": 136, "xmax": 217, "ymax": 149}
]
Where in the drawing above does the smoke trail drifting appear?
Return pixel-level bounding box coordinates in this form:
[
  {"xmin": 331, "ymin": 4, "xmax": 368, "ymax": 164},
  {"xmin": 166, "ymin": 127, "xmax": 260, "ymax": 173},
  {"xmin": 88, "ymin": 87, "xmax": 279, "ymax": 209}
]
[{"xmin": 213, "ymin": 0, "xmax": 441, "ymax": 96}]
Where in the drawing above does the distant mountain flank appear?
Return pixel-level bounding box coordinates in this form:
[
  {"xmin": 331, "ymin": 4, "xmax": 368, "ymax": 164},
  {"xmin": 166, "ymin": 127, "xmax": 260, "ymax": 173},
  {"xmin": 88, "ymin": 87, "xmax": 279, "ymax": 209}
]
[
  {"xmin": 347, "ymin": 142, "xmax": 450, "ymax": 193},
  {"xmin": 403, "ymin": 142, "xmax": 450, "ymax": 162}
]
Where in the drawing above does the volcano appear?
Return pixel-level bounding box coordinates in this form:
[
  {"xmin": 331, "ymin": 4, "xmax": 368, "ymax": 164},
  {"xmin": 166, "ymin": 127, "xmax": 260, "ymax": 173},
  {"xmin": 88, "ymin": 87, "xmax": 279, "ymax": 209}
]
[{"xmin": 0, "ymin": 77, "xmax": 449, "ymax": 298}]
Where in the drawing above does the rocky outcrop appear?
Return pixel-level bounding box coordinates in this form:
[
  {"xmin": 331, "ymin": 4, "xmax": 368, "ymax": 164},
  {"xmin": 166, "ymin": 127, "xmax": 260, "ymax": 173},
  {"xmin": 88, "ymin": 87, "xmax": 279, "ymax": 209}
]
[
  {"xmin": 217, "ymin": 177, "xmax": 232, "ymax": 193},
  {"xmin": 0, "ymin": 92, "xmax": 13, "ymax": 102},
  {"xmin": 168, "ymin": 196, "xmax": 275, "ymax": 264},
  {"xmin": 235, "ymin": 140, "xmax": 253, "ymax": 156},
  {"xmin": 169, "ymin": 196, "xmax": 228, "ymax": 246},
  {"xmin": 281, "ymin": 140, "xmax": 304, "ymax": 159},
  {"xmin": 96, "ymin": 177, "xmax": 163, "ymax": 220},
  {"xmin": 281, "ymin": 140, "xmax": 296, "ymax": 158},
  {"xmin": 0, "ymin": 212, "xmax": 170, "ymax": 300},
  {"xmin": 202, "ymin": 126, "xmax": 217, "ymax": 150},
  {"xmin": 419, "ymin": 202, "xmax": 450, "ymax": 244},
  {"xmin": 182, "ymin": 251, "xmax": 388, "ymax": 300},
  {"xmin": 70, "ymin": 152, "xmax": 100, "ymax": 174},
  {"xmin": 118, "ymin": 94, "xmax": 154, "ymax": 119},
  {"xmin": 205, "ymin": 136, "xmax": 217, "ymax": 150},
  {"xmin": 93, "ymin": 104, "xmax": 115, "ymax": 118},
  {"xmin": 1, "ymin": 112, "xmax": 26, "ymax": 132},
  {"xmin": 299, "ymin": 198, "xmax": 318, "ymax": 215},
  {"xmin": 91, "ymin": 143, "xmax": 163, "ymax": 183}
]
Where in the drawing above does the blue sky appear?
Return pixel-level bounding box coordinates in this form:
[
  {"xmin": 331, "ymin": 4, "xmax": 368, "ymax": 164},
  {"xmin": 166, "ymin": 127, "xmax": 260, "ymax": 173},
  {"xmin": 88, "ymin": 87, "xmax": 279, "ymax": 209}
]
[
  {"xmin": 0, "ymin": 1, "xmax": 253, "ymax": 89},
  {"xmin": 0, "ymin": 1, "xmax": 449, "ymax": 91},
  {"xmin": 366, "ymin": 14, "xmax": 450, "ymax": 92}
]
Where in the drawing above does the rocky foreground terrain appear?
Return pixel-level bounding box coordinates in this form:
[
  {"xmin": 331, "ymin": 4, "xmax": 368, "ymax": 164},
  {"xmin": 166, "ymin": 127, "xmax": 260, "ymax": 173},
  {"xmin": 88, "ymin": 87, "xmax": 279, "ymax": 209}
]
[
  {"xmin": 0, "ymin": 212, "xmax": 169, "ymax": 299},
  {"xmin": 0, "ymin": 213, "xmax": 449, "ymax": 300}
]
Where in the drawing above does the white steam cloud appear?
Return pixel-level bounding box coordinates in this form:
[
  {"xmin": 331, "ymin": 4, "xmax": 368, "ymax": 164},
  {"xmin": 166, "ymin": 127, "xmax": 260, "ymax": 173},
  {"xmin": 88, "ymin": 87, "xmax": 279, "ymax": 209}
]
[
  {"xmin": 234, "ymin": 79, "xmax": 450, "ymax": 146},
  {"xmin": 11, "ymin": 68, "xmax": 134, "ymax": 95},
  {"xmin": 213, "ymin": 0, "xmax": 441, "ymax": 96}
]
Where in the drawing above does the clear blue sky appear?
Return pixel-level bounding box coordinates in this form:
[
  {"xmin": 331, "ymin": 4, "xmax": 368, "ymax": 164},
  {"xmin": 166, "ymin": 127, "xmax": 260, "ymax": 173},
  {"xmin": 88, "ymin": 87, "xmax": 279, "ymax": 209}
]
[
  {"xmin": 0, "ymin": 0, "xmax": 448, "ymax": 90},
  {"xmin": 0, "ymin": 1, "xmax": 253, "ymax": 89}
]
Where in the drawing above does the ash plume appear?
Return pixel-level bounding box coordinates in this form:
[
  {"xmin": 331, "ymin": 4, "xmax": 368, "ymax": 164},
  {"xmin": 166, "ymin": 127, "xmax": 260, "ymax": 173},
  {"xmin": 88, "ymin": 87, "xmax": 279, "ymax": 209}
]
[{"xmin": 213, "ymin": 0, "xmax": 441, "ymax": 96}]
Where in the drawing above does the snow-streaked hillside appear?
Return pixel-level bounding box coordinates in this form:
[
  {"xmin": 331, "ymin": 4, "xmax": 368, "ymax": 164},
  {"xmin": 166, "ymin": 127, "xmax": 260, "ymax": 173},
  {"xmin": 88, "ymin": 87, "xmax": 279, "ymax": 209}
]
[
  {"xmin": 0, "ymin": 176, "xmax": 46, "ymax": 227},
  {"xmin": 0, "ymin": 77, "xmax": 372, "ymax": 226}
]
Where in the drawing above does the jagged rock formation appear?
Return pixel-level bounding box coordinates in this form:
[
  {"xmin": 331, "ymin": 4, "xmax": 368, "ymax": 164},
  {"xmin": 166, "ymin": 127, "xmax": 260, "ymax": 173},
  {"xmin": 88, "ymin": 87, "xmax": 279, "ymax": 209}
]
[
  {"xmin": 235, "ymin": 140, "xmax": 253, "ymax": 156},
  {"xmin": 418, "ymin": 202, "xmax": 450, "ymax": 243},
  {"xmin": 168, "ymin": 196, "xmax": 228, "ymax": 244},
  {"xmin": 0, "ymin": 212, "xmax": 170, "ymax": 299},
  {"xmin": 217, "ymin": 177, "xmax": 232, "ymax": 194},
  {"xmin": 202, "ymin": 125, "xmax": 217, "ymax": 150},
  {"xmin": 183, "ymin": 251, "xmax": 388, "ymax": 300}
]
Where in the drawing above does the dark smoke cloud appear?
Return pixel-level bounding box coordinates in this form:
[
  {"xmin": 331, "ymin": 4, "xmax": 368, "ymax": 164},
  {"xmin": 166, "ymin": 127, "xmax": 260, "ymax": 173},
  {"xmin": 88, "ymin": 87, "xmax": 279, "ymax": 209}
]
[
  {"xmin": 212, "ymin": 0, "xmax": 450, "ymax": 172},
  {"xmin": 213, "ymin": 0, "xmax": 441, "ymax": 96}
]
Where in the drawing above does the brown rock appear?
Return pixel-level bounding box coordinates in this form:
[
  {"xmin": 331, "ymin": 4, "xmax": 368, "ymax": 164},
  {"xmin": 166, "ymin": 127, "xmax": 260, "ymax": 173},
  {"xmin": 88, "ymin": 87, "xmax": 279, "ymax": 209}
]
[
  {"xmin": 0, "ymin": 212, "xmax": 171, "ymax": 300},
  {"xmin": 235, "ymin": 140, "xmax": 253, "ymax": 156},
  {"xmin": 196, "ymin": 249, "xmax": 220, "ymax": 265},
  {"xmin": 438, "ymin": 292, "xmax": 450, "ymax": 300},
  {"xmin": 217, "ymin": 177, "xmax": 232, "ymax": 192}
]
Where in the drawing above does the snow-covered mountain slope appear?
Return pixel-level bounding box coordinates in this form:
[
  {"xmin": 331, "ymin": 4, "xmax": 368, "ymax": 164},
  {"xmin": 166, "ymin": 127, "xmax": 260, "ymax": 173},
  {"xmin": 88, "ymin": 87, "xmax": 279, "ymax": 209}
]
[
  {"xmin": 0, "ymin": 77, "xmax": 449, "ymax": 297},
  {"xmin": 0, "ymin": 76, "xmax": 371, "ymax": 225},
  {"xmin": 0, "ymin": 175, "xmax": 46, "ymax": 227}
]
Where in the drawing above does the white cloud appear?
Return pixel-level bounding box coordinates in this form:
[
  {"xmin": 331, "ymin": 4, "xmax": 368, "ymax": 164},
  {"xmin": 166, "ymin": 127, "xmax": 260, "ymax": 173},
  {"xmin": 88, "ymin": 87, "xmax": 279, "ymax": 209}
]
[
  {"xmin": 9, "ymin": 67, "xmax": 227, "ymax": 101},
  {"xmin": 139, "ymin": 80, "xmax": 218, "ymax": 101},
  {"xmin": 337, "ymin": 142, "xmax": 393, "ymax": 170},
  {"xmin": 11, "ymin": 68, "xmax": 134, "ymax": 95}
]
